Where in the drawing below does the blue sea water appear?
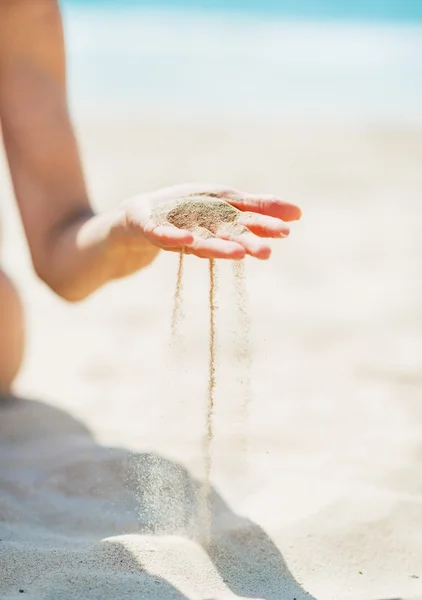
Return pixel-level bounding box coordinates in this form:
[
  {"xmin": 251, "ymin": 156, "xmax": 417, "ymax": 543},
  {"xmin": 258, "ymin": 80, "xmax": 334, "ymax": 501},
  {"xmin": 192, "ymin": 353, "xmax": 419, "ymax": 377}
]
[
  {"xmin": 64, "ymin": 0, "xmax": 422, "ymax": 22},
  {"xmin": 61, "ymin": 0, "xmax": 422, "ymax": 123}
]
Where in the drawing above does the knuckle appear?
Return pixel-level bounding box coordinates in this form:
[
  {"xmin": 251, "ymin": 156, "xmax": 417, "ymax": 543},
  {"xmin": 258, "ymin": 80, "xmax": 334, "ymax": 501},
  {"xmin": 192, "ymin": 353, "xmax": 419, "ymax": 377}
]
[{"xmin": 257, "ymin": 199, "xmax": 268, "ymax": 213}]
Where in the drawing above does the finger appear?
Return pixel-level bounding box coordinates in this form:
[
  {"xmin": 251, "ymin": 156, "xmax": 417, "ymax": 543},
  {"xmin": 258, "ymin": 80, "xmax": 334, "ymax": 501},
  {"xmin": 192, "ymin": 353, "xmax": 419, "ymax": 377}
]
[
  {"xmin": 237, "ymin": 212, "xmax": 290, "ymax": 238},
  {"xmin": 145, "ymin": 225, "xmax": 194, "ymax": 248},
  {"xmin": 217, "ymin": 226, "xmax": 272, "ymax": 260},
  {"xmin": 164, "ymin": 238, "xmax": 244, "ymax": 259},
  {"xmin": 187, "ymin": 236, "xmax": 246, "ymax": 260},
  {"xmin": 165, "ymin": 247, "xmax": 196, "ymax": 255},
  {"xmin": 226, "ymin": 193, "xmax": 302, "ymax": 222}
]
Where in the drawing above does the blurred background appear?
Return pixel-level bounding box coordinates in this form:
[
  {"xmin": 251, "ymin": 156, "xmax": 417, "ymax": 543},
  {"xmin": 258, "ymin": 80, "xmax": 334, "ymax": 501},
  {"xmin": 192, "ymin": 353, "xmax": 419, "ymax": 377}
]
[
  {"xmin": 1, "ymin": 2, "xmax": 422, "ymax": 598},
  {"xmin": 63, "ymin": 0, "xmax": 422, "ymax": 123}
]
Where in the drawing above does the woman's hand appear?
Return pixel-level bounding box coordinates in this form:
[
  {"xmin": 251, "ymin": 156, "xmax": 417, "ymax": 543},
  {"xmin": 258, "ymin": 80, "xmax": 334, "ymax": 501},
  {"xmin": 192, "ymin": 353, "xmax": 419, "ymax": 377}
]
[
  {"xmin": 36, "ymin": 183, "xmax": 301, "ymax": 302},
  {"xmin": 113, "ymin": 183, "xmax": 302, "ymax": 262}
]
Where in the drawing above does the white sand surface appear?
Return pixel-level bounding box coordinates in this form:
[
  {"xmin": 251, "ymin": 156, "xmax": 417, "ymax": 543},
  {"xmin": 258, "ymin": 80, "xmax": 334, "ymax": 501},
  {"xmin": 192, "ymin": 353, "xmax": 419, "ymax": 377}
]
[{"xmin": 1, "ymin": 119, "xmax": 422, "ymax": 599}]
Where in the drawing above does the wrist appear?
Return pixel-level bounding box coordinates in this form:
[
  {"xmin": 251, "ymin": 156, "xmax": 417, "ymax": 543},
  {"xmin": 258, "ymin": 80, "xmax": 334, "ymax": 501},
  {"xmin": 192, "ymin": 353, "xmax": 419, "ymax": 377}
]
[{"xmin": 97, "ymin": 207, "xmax": 160, "ymax": 281}]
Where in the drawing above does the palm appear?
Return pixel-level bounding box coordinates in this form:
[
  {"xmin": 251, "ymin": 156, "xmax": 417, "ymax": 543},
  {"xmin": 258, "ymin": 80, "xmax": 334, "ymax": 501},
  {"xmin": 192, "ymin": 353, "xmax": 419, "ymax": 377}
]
[{"xmin": 124, "ymin": 184, "xmax": 301, "ymax": 260}]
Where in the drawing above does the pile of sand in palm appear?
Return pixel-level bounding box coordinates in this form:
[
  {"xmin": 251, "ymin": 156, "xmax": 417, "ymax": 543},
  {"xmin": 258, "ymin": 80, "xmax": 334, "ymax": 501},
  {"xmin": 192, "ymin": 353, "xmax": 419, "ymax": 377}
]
[{"xmin": 152, "ymin": 195, "xmax": 246, "ymax": 239}]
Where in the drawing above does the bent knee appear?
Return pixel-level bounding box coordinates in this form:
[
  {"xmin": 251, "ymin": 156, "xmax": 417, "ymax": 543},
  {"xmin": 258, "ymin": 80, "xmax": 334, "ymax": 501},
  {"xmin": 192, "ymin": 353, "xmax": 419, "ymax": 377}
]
[{"xmin": 0, "ymin": 269, "xmax": 25, "ymax": 391}]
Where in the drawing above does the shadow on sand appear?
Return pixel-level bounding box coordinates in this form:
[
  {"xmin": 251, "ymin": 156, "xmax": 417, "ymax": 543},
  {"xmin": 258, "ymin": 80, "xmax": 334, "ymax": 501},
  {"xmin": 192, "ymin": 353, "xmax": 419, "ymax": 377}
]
[{"xmin": 0, "ymin": 396, "xmax": 315, "ymax": 599}]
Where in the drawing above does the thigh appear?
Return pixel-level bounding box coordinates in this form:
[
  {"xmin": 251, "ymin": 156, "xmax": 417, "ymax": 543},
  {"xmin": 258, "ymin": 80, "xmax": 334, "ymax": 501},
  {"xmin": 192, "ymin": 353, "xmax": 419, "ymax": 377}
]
[{"xmin": 0, "ymin": 269, "xmax": 25, "ymax": 391}]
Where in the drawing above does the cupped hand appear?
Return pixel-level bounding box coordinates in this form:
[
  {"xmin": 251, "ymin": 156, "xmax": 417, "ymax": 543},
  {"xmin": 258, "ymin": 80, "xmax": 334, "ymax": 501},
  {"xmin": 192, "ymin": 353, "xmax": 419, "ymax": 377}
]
[{"xmin": 119, "ymin": 184, "xmax": 301, "ymax": 261}]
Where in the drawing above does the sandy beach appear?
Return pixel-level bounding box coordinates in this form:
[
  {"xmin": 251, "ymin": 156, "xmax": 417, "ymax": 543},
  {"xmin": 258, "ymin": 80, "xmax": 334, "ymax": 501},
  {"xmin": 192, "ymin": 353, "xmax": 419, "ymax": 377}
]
[{"xmin": 1, "ymin": 117, "xmax": 422, "ymax": 599}]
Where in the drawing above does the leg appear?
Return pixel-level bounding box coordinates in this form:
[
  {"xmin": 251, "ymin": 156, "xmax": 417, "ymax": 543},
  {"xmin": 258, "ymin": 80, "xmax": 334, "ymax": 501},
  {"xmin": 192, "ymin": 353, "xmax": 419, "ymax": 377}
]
[{"xmin": 0, "ymin": 269, "xmax": 25, "ymax": 392}]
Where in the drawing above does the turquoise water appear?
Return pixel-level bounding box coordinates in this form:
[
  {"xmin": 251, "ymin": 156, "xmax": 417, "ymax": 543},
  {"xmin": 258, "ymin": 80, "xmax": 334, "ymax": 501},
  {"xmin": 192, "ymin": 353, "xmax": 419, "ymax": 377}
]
[
  {"xmin": 62, "ymin": 2, "xmax": 422, "ymax": 123},
  {"xmin": 64, "ymin": 0, "xmax": 422, "ymax": 22}
]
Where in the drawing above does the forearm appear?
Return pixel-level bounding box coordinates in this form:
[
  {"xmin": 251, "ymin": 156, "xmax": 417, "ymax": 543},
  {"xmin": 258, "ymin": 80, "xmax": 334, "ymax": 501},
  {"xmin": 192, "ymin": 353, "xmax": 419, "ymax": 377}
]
[
  {"xmin": 36, "ymin": 207, "xmax": 159, "ymax": 302},
  {"xmin": 0, "ymin": 0, "xmax": 116, "ymax": 300}
]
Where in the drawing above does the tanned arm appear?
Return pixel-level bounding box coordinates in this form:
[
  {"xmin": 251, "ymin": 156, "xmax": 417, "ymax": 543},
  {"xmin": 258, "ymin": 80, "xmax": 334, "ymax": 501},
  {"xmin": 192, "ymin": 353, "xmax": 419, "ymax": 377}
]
[
  {"xmin": 0, "ymin": 0, "xmax": 157, "ymax": 301},
  {"xmin": 0, "ymin": 0, "xmax": 301, "ymax": 302}
]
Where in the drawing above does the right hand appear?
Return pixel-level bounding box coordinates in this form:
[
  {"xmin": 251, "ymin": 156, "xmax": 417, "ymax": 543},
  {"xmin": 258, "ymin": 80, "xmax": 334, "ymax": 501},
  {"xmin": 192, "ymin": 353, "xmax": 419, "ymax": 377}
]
[{"xmin": 117, "ymin": 183, "xmax": 302, "ymax": 261}]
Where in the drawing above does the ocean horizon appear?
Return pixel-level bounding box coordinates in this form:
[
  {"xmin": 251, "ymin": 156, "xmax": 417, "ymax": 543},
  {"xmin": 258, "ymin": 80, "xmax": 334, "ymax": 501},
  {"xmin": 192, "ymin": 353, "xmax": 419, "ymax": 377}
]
[
  {"xmin": 63, "ymin": 0, "xmax": 422, "ymax": 23},
  {"xmin": 61, "ymin": 1, "xmax": 422, "ymax": 124}
]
